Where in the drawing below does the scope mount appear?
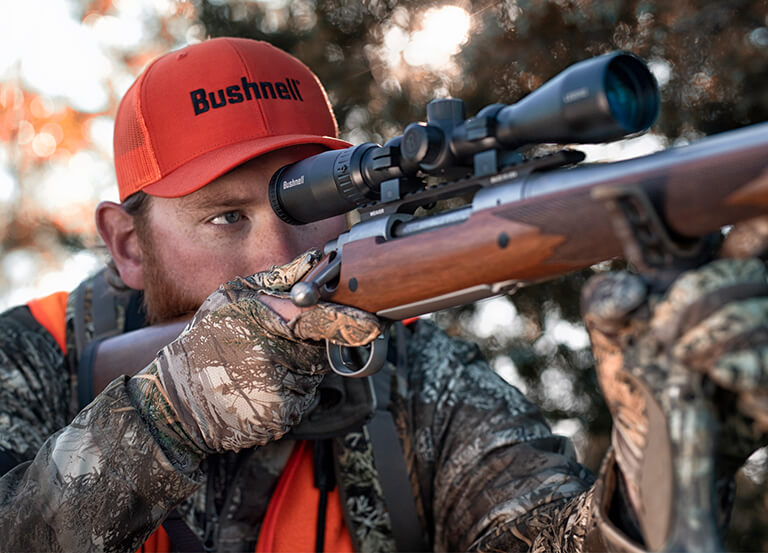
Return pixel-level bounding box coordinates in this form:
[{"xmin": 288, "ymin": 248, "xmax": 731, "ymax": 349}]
[{"xmin": 357, "ymin": 147, "xmax": 585, "ymax": 221}]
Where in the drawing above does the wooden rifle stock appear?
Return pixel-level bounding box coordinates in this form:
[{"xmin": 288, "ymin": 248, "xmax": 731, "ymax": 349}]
[{"xmin": 302, "ymin": 122, "xmax": 768, "ymax": 319}]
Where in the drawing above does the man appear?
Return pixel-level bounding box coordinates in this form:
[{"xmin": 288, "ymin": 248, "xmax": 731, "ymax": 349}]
[{"xmin": 0, "ymin": 37, "xmax": 766, "ymax": 552}]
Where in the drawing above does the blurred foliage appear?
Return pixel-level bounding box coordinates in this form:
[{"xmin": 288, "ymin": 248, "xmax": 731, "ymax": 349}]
[
  {"xmin": 195, "ymin": 0, "xmax": 768, "ymax": 141},
  {"xmin": 0, "ymin": 0, "xmax": 196, "ymax": 302},
  {"xmin": 192, "ymin": 0, "xmax": 768, "ymax": 550}
]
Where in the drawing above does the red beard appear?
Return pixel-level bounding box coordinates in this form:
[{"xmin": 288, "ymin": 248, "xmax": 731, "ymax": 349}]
[{"xmin": 139, "ymin": 235, "xmax": 201, "ymax": 325}]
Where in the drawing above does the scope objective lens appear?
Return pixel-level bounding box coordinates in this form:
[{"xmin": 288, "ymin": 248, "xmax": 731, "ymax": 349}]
[{"xmin": 604, "ymin": 55, "xmax": 658, "ymax": 134}]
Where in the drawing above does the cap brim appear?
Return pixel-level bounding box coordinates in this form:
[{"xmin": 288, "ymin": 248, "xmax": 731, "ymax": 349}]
[{"xmin": 140, "ymin": 134, "xmax": 352, "ymax": 199}]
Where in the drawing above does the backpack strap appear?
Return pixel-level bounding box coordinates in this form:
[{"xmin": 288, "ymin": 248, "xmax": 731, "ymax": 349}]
[
  {"xmin": 368, "ymin": 322, "xmax": 428, "ymax": 552},
  {"xmin": 66, "ymin": 269, "xmax": 146, "ymax": 410}
]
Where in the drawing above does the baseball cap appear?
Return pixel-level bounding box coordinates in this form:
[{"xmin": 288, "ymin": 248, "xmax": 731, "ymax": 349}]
[{"xmin": 113, "ymin": 37, "xmax": 351, "ymax": 202}]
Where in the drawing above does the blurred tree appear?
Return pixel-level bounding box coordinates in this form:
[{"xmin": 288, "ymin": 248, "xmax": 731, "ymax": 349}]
[
  {"xmin": 194, "ymin": 0, "xmax": 768, "ymax": 141},
  {"xmin": 192, "ymin": 0, "xmax": 768, "ymax": 550},
  {"xmin": 0, "ymin": 0, "xmax": 199, "ymax": 306}
]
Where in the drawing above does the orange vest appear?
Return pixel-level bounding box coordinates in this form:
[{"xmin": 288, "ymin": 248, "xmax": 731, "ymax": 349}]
[{"xmin": 27, "ymin": 291, "xmax": 354, "ymax": 553}]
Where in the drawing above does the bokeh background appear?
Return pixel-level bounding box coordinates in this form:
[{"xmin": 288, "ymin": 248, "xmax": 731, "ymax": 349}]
[{"xmin": 1, "ymin": 0, "xmax": 767, "ymax": 550}]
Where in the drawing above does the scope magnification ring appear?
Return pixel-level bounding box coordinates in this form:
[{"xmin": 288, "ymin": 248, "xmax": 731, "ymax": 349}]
[{"xmin": 334, "ymin": 146, "xmax": 368, "ymax": 206}]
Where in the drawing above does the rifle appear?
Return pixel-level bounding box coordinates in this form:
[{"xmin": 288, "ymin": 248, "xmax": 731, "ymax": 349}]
[
  {"xmin": 266, "ymin": 51, "xmax": 768, "ymax": 380},
  {"xmin": 264, "ymin": 51, "xmax": 768, "ymax": 552},
  {"xmin": 86, "ymin": 51, "xmax": 767, "ymax": 551}
]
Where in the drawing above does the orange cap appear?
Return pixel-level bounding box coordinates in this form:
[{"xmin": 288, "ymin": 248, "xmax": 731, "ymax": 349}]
[{"xmin": 113, "ymin": 38, "xmax": 351, "ymax": 202}]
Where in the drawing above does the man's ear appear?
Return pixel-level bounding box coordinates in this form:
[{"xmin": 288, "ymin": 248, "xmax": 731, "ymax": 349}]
[{"xmin": 95, "ymin": 201, "xmax": 145, "ymax": 289}]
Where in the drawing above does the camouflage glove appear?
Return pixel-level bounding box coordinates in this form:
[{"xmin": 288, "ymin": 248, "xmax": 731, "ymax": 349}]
[
  {"xmin": 128, "ymin": 249, "xmax": 383, "ymax": 460},
  {"xmin": 581, "ymin": 258, "xmax": 768, "ymax": 547}
]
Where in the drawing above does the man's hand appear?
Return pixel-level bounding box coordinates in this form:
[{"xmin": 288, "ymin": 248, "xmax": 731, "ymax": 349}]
[
  {"xmin": 581, "ymin": 258, "xmax": 768, "ymax": 546},
  {"xmin": 130, "ymin": 249, "xmax": 383, "ymax": 456}
]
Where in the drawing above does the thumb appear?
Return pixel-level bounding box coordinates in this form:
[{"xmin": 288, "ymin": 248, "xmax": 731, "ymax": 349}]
[{"xmin": 581, "ymin": 271, "xmax": 648, "ymax": 335}]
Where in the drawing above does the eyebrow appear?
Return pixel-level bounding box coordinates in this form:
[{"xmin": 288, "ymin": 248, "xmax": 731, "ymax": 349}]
[{"xmin": 179, "ymin": 190, "xmax": 261, "ymax": 214}]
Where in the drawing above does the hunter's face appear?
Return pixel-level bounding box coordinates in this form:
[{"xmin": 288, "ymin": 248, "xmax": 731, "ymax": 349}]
[{"xmin": 137, "ymin": 146, "xmax": 346, "ymax": 323}]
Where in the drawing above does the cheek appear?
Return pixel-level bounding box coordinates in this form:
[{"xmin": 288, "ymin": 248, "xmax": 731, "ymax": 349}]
[
  {"xmin": 148, "ymin": 233, "xmax": 240, "ymax": 300},
  {"xmin": 292, "ymin": 217, "xmax": 347, "ymax": 250}
]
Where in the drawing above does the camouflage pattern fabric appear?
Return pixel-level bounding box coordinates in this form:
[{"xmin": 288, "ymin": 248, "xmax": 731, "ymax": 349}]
[
  {"xmin": 0, "ymin": 292, "xmax": 612, "ymax": 553},
  {"xmin": 581, "ymin": 258, "xmax": 768, "ymax": 549},
  {"xmin": 0, "ymin": 307, "xmax": 73, "ymax": 464},
  {"xmin": 335, "ymin": 427, "xmax": 398, "ymax": 552},
  {"xmin": 394, "ymin": 321, "xmax": 596, "ymax": 552},
  {"xmin": 131, "ymin": 250, "xmax": 382, "ymax": 456},
  {"xmin": 31, "ymin": 244, "xmax": 768, "ymax": 552},
  {"xmin": 2, "ymin": 259, "xmax": 763, "ymax": 551},
  {"xmin": 0, "ymin": 373, "xmax": 201, "ymax": 552}
]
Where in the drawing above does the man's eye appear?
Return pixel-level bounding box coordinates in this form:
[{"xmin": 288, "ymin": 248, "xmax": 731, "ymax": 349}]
[{"xmin": 210, "ymin": 211, "xmax": 243, "ymax": 225}]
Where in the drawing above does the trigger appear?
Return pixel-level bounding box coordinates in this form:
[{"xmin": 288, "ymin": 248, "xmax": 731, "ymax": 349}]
[{"xmin": 326, "ymin": 329, "xmax": 389, "ymax": 378}]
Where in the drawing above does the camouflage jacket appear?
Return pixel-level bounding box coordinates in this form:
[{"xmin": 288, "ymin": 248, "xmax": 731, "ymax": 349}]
[{"xmin": 0, "ymin": 285, "xmax": 637, "ymax": 553}]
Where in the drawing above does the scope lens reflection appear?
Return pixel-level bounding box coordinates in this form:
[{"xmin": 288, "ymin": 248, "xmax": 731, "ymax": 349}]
[{"xmin": 605, "ymin": 65, "xmax": 640, "ymax": 131}]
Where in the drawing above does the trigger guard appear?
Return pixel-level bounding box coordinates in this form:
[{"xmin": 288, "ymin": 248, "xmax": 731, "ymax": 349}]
[{"xmin": 326, "ymin": 330, "xmax": 389, "ymax": 378}]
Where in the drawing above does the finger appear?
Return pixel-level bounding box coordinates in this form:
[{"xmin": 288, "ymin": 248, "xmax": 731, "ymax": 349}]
[
  {"xmin": 672, "ymin": 298, "xmax": 768, "ymax": 371},
  {"xmin": 652, "ymin": 258, "xmax": 766, "ymax": 333},
  {"xmin": 719, "ymin": 216, "xmax": 768, "ymax": 260},
  {"xmin": 290, "ymin": 303, "xmax": 384, "ymax": 347},
  {"xmin": 256, "ymin": 249, "xmax": 322, "ymax": 290},
  {"xmin": 227, "ymin": 249, "xmax": 322, "ymax": 295},
  {"xmin": 709, "ymin": 345, "xmax": 768, "ymax": 394},
  {"xmin": 581, "ymin": 271, "xmax": 647, "ymax": 334}
]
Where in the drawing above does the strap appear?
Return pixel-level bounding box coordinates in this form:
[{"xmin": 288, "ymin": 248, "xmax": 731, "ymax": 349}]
[
  {"xmin": 77, "ymin": 339, "xmax": 99, "ymax": 410},
  {"xmin": 70, "ymin": 278, "xmax": 88, "ymax": 366},
  {"xmin": 69, "ymin": 269, "xmax": 146, "ymax": 408},
  {"xmin": 313, "ymin": 439, "xmax": 336, "ymax": 553},
  {"xmin": 92, "ymin": 274, "xmax": 118, "ymax": 341},
  {"xmin": 367, "ymin": 323, "xmax": 428, "ymax": 552},
  {"xmin": 160, "ymin": 509, "xmax": 205, "ymax": 553}
]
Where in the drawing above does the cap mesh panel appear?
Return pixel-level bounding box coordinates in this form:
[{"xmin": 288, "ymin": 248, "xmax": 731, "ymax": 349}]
[{"xmin": 114, "ymin": 76, "xmax": 161, "ymax": 200}]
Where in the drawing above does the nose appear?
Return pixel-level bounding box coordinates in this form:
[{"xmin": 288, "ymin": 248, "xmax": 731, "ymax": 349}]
[
  {"xmin": 277, "ymin": 216, "xmax": 346, "ymax": 260},
  {"xmin": 240, "ymin": 212, "xmax": 346, "ymax": 276},
  {"xmin": 243, "ymin": 220, "xmax": 324, "ymax": 272}
]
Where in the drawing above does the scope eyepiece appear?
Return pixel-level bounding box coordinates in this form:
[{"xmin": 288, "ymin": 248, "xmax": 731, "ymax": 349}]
[{"xmin": 269, "ymin": 143, "xmax": 380, "ymax": 225}]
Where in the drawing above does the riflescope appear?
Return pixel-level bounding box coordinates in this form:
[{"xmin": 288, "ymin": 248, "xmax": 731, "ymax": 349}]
[{"xmin": 268, "ymin": 51, "xmax": 659, "ymax": 225}]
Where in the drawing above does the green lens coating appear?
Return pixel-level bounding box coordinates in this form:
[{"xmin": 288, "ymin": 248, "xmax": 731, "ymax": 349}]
[{"xmin": 605, "ymin": 65, "xmax": 641, "ymax": 131}]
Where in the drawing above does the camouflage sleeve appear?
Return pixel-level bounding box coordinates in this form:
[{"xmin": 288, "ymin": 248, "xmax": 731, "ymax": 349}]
[
  {"xmin": 398, "ymin": 321, "xmax": 601, "ymax": 552},
  {"xmin": 0, "ymin": 306, "xmax": 73, "ymax": 464},
  {"xmin": 0, "ymin": 308, "xmax": 202, "ymax": 552}
]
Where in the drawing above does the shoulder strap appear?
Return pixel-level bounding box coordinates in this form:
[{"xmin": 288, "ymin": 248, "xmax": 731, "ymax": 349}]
[
  {"xmin": 68, "ymin": 269, "xmax": 146, "ymax": 357},
  {"xmin": 66, "ymin": 269, "xmax": 146, "ymax": 410},
  {"xmin": 367, "ymin": 323, "xmax": 428, "ymax": 552}
]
